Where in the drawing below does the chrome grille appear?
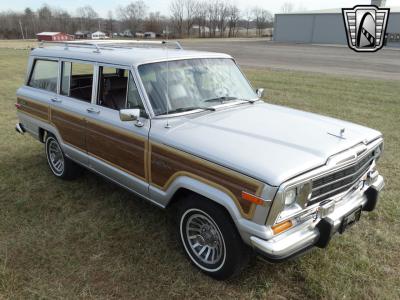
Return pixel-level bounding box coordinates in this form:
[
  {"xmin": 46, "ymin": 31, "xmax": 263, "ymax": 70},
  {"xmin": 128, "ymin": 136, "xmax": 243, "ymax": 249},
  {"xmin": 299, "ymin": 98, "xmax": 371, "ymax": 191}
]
[{"xmin": 308, "ymin": 150, "xmax": 375, "ymax": 206}]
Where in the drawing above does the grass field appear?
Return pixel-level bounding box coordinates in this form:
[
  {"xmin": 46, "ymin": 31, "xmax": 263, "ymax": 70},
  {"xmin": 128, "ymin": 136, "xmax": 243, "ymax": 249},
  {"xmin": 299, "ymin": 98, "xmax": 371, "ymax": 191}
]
[{"xmin": 0, "ymin": 47, "xmax": 399, "ymax": 299}]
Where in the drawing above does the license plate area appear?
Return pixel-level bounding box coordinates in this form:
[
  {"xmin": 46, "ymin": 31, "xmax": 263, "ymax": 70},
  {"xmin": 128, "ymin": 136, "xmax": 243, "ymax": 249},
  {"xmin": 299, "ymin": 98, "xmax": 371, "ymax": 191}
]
[{"xmin": 339, "ymin": 207, "xmax": 362, "ymax": 234}]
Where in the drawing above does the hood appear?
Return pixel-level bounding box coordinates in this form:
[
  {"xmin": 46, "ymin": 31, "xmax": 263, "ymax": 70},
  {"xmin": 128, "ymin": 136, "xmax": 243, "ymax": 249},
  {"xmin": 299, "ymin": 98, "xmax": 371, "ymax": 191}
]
[{"xmin": 151, "ymin": 102, "xmax": 382, "ymax": 186}]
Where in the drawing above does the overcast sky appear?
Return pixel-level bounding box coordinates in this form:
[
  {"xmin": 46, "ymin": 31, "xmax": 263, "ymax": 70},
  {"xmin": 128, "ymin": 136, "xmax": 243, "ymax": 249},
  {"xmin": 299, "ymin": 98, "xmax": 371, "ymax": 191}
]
[{"xmin": 0, "ymin": 0, "xmax": 398, "ymax": 17}]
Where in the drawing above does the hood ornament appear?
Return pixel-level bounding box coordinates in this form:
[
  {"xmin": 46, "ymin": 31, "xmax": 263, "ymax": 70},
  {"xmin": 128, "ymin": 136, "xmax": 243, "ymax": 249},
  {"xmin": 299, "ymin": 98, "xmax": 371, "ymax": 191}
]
[{"xmin": 328, "ymin": 128, "xmax": 346, "ymax": 140}]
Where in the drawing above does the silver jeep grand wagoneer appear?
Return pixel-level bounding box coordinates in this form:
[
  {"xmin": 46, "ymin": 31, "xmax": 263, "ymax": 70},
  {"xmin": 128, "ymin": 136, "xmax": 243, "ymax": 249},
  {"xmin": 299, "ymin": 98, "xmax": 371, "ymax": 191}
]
[{"xmin": 15, "ymin": 40, "xmax": 384, "ymax": 280}]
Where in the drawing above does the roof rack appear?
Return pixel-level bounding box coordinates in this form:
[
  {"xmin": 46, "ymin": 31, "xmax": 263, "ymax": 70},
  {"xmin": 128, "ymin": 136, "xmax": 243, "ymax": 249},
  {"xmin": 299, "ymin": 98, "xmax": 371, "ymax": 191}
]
[{"xmin": 38, "ymin": 39, "xmax": 184, "ymax": 52}]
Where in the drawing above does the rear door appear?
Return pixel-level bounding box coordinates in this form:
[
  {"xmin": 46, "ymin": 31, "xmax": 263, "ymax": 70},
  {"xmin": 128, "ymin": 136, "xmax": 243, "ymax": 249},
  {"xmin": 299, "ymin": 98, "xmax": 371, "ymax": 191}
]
[
  {"xmin": 85, "ymin": 65, "xmax": 150, "ymax": 196},
  {"xmin": 17, "ymin": 58, "xmax": 58, "ymax": 137},
  {"xmin": 49, "ymin": 60, "xmax": 96, "ymax": 166}
]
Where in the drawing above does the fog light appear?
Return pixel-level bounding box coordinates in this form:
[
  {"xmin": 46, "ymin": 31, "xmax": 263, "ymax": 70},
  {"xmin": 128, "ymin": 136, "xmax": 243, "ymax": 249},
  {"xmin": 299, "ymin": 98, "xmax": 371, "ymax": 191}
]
[{"xmin": 318, "ymin": 200, "xmax": 335, "ymax": 218}]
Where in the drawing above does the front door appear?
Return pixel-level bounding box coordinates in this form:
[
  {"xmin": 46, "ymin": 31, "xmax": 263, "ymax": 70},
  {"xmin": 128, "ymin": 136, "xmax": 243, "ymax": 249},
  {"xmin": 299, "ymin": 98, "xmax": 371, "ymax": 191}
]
[{"xmin": 86, "ymin": 66, "xmax": 150, "ymax": 196}]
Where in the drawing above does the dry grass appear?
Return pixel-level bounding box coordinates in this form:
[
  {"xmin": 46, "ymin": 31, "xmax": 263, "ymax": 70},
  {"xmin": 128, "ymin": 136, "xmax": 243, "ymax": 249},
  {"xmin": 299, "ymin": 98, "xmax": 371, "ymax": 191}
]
[{"xmin": 0, "ymin": 48, "xmax": 399, "ymax": 299}]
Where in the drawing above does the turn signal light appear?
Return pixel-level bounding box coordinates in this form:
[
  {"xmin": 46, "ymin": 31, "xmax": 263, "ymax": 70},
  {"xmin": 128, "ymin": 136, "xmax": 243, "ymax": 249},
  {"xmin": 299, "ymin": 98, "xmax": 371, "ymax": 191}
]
[
  {"xmin": 241, "ymin": 191, "xmax": 264, "ymax": 205},
  {"xmin": 272, "ymin": 220, "xmax": 293, "ymax": 235}
]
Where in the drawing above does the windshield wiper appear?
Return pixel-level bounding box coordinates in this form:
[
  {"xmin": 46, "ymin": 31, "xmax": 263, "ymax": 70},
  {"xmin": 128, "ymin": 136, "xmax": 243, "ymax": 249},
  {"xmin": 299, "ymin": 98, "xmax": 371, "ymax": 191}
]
[
  {"xmin": 167, "ymin": 106, "xmax": 216, "ymax": 114},
  {"xmin": 204, "ymin": 96, "xmax": 238, "ymax": 103},
  {"xmin": 204, "ymin": 96, "xmax": 256, "ymax": 104}
]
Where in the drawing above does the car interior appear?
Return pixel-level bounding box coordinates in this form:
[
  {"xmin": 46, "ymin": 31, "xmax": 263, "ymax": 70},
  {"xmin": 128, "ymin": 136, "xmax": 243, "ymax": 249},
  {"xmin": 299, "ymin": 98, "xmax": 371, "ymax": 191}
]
[
  {"xmin": 98, "ymin": 68, "xmax": 128, "ymax": 110},
  {"xmin": 69, "ymin": 74, "xmax": 94, "ymax": 102}
]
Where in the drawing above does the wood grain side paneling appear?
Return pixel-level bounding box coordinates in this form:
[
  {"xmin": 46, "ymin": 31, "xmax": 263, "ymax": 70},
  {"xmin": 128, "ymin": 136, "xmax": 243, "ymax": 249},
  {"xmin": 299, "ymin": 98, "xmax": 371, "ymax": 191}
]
[
  {"xmin": 17, "ymin": 97, "xmax": 49, "ymax": 122},
  {"xmin": 150, "ymin": 142, "xmax": 264, "ymax": 218},
  {"xmin": 87, "ymin": 120, "xmax": 147, "ymax": 180},
  {"xmin": 50, "ymin": 108, "xmax": 86, "ymax": 151}
]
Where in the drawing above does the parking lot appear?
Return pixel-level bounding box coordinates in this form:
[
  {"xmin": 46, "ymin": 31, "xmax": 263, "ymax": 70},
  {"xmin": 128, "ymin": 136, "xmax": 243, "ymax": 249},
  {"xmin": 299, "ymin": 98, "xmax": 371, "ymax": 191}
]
[{"xmin": 183, "ymin": 39, "xmax": 400, "ymax": 80}]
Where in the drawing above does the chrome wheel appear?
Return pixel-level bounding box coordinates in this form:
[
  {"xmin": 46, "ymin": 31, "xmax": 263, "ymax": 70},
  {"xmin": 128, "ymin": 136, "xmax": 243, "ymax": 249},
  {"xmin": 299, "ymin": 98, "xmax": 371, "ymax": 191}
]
[
  {"xmin": 182, "ymin": 209, "xmax": 226, "ymax": 269},
  {"xmin": 47, "ymin": 138, "xmax": 64, "ymax": 175}
]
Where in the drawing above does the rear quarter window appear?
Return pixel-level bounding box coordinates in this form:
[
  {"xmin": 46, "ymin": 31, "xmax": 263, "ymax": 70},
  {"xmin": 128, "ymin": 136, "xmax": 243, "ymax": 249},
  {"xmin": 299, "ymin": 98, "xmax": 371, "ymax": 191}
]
[{"xmin": 28, "ymin": 59, "xmax": 58, "ymax": 93}]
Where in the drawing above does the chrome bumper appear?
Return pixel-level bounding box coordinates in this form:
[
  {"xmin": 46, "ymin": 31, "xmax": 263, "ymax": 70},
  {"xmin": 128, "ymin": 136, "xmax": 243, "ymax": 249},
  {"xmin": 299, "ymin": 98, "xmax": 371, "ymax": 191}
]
[
  {"xmin": 250, "ymin": 174, "xmax": 384, "ymax": 261},
  {"xmin": 15, "ymin": 123, "xmax": 25, "ymax": 134}
]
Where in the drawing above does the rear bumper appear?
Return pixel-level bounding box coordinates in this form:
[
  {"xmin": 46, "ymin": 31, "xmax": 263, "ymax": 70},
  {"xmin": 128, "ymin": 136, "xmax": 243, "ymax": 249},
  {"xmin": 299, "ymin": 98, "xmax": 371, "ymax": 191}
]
[{"xmin": 250, "ymin": 174, "xmax": 384, "ymax": 261}]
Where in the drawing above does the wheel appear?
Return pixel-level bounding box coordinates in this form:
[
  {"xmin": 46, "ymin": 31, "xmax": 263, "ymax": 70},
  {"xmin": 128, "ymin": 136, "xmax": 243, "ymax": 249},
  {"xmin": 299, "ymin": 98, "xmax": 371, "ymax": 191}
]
[
  {"xmin": 45, "ymin": 134, "xmax": 81, "ymax": 180},
  {"xmin": 177, "ymin": 195, "xmax": 250, "ymax": 280}
]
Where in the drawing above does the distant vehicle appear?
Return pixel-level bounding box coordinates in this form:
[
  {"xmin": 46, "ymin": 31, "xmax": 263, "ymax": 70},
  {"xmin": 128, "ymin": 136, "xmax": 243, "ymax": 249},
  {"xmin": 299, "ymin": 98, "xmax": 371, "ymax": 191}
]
[{"xmin": 15, "ymin": 40, "xmax": 385, "ymax": 280}]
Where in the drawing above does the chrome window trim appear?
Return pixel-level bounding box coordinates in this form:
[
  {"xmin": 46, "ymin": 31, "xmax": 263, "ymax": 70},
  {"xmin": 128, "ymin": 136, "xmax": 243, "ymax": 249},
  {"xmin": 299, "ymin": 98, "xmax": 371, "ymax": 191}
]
[
  {"xmin": 58, "ymin": 58, "xmax": 97, "ymax": 104},
  {"xmin": 132, "ymin": 66, "xmax": 155, "ymax": 119},
  {"xmin": 265, "ymin": 137, "xmax": 383, "ymax": 226},
  {"xmin": 27, "ymin": 57, "xmax": 59, "ymax": 93},
  {"xmin": 135, "ymin": 58, "xmax": 260, "ymax": 118}
]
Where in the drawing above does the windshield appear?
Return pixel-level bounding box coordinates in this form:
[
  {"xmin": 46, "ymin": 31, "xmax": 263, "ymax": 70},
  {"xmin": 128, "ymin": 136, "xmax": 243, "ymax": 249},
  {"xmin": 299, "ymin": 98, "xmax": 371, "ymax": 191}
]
[{"xmin": 138, "ymin": 58, "xmax": 257, "ymax": 116}]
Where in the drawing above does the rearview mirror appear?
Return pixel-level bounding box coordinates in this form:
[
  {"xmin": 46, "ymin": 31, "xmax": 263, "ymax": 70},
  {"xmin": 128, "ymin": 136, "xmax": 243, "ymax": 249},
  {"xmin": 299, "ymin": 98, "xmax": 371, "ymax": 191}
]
[
  {"xmin": 120, "ymin": 109, "xmax": 140, "ymax": 121},
  {"xmin": 256, "ymin": 88, "xmax": 265, "ymax": 98}
]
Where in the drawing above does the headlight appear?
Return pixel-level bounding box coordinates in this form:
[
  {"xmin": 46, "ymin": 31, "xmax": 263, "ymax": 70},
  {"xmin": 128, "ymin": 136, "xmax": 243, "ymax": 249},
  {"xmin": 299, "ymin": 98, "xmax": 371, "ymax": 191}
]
[{"xmin": 284, "ymin": 188, "xmax": 297, "ymax": 206}]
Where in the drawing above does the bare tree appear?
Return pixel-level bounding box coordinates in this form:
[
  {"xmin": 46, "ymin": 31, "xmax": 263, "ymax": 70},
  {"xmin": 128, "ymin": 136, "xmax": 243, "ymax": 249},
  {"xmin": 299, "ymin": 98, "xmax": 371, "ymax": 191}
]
[
  {"xmin": 118, "ymin": 1, "xmax": 147, "ymax": 33},
  {"xmin": 243, "ymin": 8, "xmax": 253, "ymax": 37},
  {"xmin": 227, "ymin": 4, "xmax": 240, "ymax": 38},
  {"xmin": 170, "ymin": 0, "xmax": 185, "ymax": 37},
  {"xmin": 107, "ymin": 11, "xmax": 114, "ymax": 35},
  {"xmin": 281, "ymin": 2, "xmax": 294, "ymax": 13},
  {"xmin": 76, "ymin": 5, "xmax": 99, "ymax": 31},
  {"xmin": 252, "ymin": 7, "xmax": 272, "ymax": 37},
  {"xmin": 145, "ymin": 11, "xmax": 166, "ymax": 33},
  {"xmin": 194, "ymin": 1, "xmax": 208, "ymax": 37},
  {"xmin": 185, "ymin": 0, "xmax": 199, "ymax": 37},
  {"xmin": 217, "ymin": 1, "xmax": 229, "ymax": 37}
]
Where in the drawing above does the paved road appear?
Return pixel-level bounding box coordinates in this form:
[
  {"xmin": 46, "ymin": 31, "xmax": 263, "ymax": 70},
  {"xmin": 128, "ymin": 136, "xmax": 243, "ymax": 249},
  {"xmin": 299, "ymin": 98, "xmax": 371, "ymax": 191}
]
[{"xmin": 182, "ymin": 39, "xmax": 400, "ymax": 80}]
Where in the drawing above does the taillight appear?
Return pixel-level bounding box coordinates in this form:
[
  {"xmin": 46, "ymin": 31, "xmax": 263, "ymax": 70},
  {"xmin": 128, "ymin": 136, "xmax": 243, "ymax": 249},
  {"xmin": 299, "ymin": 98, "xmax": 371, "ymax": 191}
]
[{"xmin": 15, "ymin": 103, "xmax": 21, "ymax": 109}]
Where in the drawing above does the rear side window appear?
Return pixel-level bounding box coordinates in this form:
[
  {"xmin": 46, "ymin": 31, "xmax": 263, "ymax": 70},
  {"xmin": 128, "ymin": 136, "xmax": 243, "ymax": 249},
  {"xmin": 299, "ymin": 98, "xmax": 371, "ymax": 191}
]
[
  {"xmin": 61, "ymin": 61, "xmax": 94, "ymax": 102},
  {"xmin": 28, "ymin": 60, "xmax": 58, "ymax": 93}
]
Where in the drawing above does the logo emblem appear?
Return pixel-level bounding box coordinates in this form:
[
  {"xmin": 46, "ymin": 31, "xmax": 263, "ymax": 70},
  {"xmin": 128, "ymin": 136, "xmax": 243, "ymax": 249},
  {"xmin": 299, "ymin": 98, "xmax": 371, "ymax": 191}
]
[{"xmin": 342, "ymin": 5, "xmax": 390, "ymax": 52}]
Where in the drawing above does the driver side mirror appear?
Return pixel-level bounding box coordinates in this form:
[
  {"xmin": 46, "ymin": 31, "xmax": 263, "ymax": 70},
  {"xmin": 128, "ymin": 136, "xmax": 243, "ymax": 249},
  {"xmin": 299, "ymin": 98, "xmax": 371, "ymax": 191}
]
[
  {"xmin": 256, "ymin": 88, "xmax": 265, "ymax": 98},
  {"xmin": 119, "ymin": 109, "xmax": 140, "ymax": 121}
]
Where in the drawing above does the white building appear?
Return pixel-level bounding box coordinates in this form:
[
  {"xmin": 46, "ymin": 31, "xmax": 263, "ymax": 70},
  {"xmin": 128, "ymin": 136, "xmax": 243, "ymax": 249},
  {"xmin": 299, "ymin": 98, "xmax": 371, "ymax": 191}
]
[
  {"xmin": 91, "ymin": 31, "xmax": 106, "ymax": 40},
  {"xmin": 144, "ymin": 32, "xmax": 156, "ymax": 39}
]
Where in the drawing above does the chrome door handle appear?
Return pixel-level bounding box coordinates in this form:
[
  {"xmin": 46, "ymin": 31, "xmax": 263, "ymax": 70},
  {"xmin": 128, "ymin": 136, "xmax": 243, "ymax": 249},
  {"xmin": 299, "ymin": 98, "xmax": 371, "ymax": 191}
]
[
  {"xmin": 87, "ymin": 107, "xmax": 100, "ymax": 114},
  {"xmin": 51, "ymin": 97, "xmax": 62, "ymax": 103}
]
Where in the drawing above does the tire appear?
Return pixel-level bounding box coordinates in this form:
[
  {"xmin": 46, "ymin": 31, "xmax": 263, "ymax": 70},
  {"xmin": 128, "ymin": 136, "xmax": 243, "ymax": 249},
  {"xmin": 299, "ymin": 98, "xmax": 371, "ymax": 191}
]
[
  {"xmin": 177, "ymin": 194, "xmax": 250, "ymax": 280},
  {"xmin": 45, "ymin": 134, "xmax": 81, "ymax": 180}
]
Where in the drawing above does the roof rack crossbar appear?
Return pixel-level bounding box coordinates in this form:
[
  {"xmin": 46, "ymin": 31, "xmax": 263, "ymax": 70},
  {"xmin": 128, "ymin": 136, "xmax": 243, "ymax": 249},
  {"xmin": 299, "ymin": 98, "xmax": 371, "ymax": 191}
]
[{"xmin": 38, "ymin": 40, "xmax": 183, "ymax": 51}]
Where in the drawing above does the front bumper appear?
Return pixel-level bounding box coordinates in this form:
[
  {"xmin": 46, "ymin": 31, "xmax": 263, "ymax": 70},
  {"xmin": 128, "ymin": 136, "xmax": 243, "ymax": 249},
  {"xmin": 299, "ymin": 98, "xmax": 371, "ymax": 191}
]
[{"xmin": 250, "ymin": 174, "xmax": 384, "ymax": 261}]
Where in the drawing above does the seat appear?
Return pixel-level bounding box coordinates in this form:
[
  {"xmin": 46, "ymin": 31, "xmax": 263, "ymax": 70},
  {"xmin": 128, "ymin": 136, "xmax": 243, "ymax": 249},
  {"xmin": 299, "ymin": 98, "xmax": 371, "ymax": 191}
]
[{"xmin": 103, "ymin": 77, "xmax": 128, "ymax": 110}]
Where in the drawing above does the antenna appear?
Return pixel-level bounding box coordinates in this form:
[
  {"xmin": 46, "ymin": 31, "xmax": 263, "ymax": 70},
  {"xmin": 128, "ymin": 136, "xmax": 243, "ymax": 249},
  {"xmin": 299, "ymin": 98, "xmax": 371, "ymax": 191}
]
[{"xmin": 165, "ymin": 26, "xmax": 171, "ymax": 129}]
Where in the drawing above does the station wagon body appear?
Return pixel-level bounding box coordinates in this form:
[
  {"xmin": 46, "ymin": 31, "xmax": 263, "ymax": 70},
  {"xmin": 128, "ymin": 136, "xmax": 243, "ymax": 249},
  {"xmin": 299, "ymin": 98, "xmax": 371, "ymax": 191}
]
[{"xmin": 15, "ymin": 41, "xmax": 385, "ymax": 279}]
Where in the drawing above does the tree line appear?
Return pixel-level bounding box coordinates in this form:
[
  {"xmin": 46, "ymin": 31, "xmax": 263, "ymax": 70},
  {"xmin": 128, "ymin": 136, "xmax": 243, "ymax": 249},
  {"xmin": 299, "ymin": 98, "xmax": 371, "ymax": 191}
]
[{"xmin": 0, "ymin": 0, "xmax": 274, "ymax": 39}]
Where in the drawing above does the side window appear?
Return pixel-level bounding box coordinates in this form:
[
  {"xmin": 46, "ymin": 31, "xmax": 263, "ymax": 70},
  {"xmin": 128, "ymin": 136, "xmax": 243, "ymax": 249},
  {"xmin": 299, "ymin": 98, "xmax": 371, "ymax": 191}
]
[
  {"xmin": 97, "ymin": 66, "xmax": 129, "ymax": 110},
  {"xmin": 28, "ymin": 60, "xmax": 58, "ymax": 93},
  {"xmin": 127, "ymin": 72, "xmax": 146, "ymax": 117},
  {"xmin": 61, "ymin": 61, "xmax": 93, "ymax": 102}
]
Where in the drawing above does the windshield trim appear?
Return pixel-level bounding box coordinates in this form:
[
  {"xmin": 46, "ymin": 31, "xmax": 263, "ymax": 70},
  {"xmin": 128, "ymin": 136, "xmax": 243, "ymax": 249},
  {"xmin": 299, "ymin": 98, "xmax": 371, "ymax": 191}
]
[{"xmin": 136, "ymin": 57, "xmax": 259, "ymax": 118}]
